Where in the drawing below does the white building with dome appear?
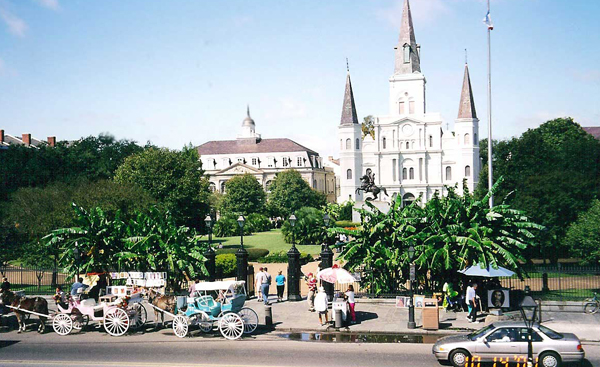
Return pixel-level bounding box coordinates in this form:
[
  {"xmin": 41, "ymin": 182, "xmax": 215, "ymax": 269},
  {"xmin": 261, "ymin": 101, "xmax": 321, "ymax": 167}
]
[
  {"xmin": 339, "ymin": 0, "xmax": 480, "ymax": 205},
  {"xmin": 197, "ymin": 107, "xmax": 337, "ymax": 202}
]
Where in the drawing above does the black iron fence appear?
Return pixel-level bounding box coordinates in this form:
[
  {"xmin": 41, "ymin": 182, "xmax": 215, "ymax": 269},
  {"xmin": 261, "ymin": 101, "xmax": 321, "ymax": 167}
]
[
  {"xmin": 500, "ymin": 265, "xmax": 600, "ymax": 301},
  {"xmin": 0, "ymin": 266, "xmax": 71, "ymax": 295}
]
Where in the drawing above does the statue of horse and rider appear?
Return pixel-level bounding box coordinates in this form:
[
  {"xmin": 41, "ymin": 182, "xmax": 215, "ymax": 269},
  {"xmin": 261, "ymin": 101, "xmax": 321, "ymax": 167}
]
[{"xmin": 355, "ymin": 171, "xmax": 388, "ymax": 201}]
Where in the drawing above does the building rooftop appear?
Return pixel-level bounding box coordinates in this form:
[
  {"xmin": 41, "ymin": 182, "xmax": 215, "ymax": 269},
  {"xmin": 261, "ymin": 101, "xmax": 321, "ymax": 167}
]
[
  {"xmin": 583, "ymin": 126, "xmax": 600, "ymax": 140},
  {"xmin": 197, "ymin": 138, "xmax": 318, "ymax": 156}
]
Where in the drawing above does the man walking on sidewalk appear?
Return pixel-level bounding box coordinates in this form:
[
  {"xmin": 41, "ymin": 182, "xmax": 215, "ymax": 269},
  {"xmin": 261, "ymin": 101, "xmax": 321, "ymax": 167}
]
[
  {"xmin": 261, "ymin": 267, "xmax": 272, "ymax": 305},
  {"xmin": 306, "ymin": 273, "xmax": 317, "ymax": 312},
  {"xmin": 466, "ymin": 282, "xmax": 479, "ymax": 323}
]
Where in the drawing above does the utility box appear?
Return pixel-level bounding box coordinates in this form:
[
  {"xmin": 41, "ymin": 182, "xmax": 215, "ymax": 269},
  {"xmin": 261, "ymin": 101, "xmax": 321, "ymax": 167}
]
[{"xmin": 422, "ymin": 298, "xmax": 439, "ymax": 330}]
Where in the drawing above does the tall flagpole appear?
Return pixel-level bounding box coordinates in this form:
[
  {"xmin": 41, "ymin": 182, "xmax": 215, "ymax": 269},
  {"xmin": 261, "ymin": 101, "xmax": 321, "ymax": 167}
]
[{"xmin": 487, "ymin": 0, "xmax": 494, "ymax": 208}]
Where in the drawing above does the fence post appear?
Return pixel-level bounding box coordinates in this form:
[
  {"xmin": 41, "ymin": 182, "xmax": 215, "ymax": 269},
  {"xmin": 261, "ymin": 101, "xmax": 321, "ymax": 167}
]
[
  {"xmin": 542, "ymin": 272, "xmax": 549, "ymax": 293},
  {"xmin": 557, "ymin": 263, "xmax": 562, "ymax": 294}
]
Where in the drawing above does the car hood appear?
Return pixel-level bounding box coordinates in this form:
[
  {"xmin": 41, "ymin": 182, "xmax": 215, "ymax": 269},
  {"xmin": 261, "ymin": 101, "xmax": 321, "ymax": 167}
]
[{"xmin": 435, "ymin": 334, "xmax": 471, "ymax": 345}]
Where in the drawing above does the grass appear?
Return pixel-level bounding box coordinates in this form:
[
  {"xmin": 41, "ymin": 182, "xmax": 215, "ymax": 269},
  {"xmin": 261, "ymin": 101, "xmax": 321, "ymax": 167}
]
[
  {"xmin": 201, "ymin": 229, "xmax": 322, "ymax": 255},
  {"xmin": 535, "ymin": 289, "xmax": 599, "ymax": 301}
]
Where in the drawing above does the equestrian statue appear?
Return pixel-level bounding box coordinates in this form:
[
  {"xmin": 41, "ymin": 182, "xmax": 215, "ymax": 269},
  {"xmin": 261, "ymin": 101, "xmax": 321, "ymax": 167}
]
[{"xmin": 355, "ymin": 171, "xmax": 388, "ymax": 201}]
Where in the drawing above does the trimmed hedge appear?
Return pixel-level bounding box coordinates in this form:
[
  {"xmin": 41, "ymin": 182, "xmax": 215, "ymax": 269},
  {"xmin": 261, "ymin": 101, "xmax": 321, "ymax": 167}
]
[
  {"xmin": 215, "ymin": 254, "xmax": 237, "ymax": 278},
  {"xmin": 213, "ymin": 214, "xmax": 272, "ymax": 237},
  {"xmin": 215, "ymin": 248, "xmax": 269, "ymax": 261},
  {"xmin": 334, "ymin": 220, "xmax": 360, "ymax": 228},
  {"xmin": 257, "ymin": 251, "xmax": 313, "ymax": 264}
]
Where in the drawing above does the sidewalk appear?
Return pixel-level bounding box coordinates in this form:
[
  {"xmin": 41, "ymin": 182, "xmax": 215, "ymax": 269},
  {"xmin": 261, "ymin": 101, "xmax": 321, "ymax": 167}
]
[{"xmin": 247, "ymin": 295, "xmax": 600, "ymax": 342}]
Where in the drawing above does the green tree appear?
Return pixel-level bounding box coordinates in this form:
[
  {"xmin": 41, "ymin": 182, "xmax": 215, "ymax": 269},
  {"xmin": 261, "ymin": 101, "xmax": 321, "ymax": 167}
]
[
  {"xmin": 221, "ymin": 174, "xmax": 266, "ymax": 216},
  {"xmin": 476, "ymin": 118, "xmax": 600, "ymax": 260},
  {"xmin": 361, "ymin": 115, "xmax": 375, "ymax": 139},
  {"xmin": 563, "ymin": 200, "xmax": 600, "ymax": 265},
  {"xmin": 332, "ymin": 179, "xmax": 542, "ymax": 295},
  {"xmin": 281, "ymin": 206, "xmax": 327, "ymax": 245},
  {"xmin": 114, "ymin": 146, "xmax": 211, "ymax": 229},
  {"xmin": 267, "ymin": 170, "xmax": 326, "ymax": 218}
]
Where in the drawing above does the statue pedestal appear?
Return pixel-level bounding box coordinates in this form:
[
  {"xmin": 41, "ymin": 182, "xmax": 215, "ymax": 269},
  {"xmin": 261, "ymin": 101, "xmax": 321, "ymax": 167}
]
[{"xmin": 351, "ymin": 200, "xmax": 392, "ymax": 222}]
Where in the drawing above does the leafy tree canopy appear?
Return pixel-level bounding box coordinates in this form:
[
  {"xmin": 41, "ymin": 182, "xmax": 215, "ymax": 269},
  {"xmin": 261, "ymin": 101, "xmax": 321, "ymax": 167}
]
[
  {"xmin": 267, "ymin": 169, "xmax": 326, "ymax": 218},
  {"xmin": 332, "ymin": 180, "xmax": 542, "ymax": 295},
  {"xmin": 114, "ymin": 145, "xmax": 211, "ymax": 229},
  {"xmin": 475, "ymin": 118, "xmax": 600, "ymax": 259},
  {"xmin": 221, "ymin": 174, "xmax": 266, "ymax": 216},
  {"xmin": 361, "ymin": 115, "xmax": 375, "ymax": 139},
  {"xmin": 563, "ymin": 200, "xmax": 600, "ymax": 266}
]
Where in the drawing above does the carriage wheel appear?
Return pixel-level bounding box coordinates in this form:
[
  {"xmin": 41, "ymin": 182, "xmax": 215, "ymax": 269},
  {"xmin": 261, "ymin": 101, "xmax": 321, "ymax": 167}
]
[
  {"xmin": 238, "ymin": 307, "xmax": 258, "ymax": 334},
  {"xmin": 104, "ymin": 308, "xmax": 130, "ymax": 337},
  {"xmin": 190, "ymin": 313, "xmax": 213, "ymax": 333},
  {"xmin": 52, "ymin": 313, "xmax": 73, "ymax": 336},
  {"xmin": 218, "ymin": 313, "xmax": 244, "ymax": 340},
  {"xmin": 128, "ymin": 303, "xmax": 147, "ymax": 330},
  {"xmin": 72, "ymin": 314, "xmax": 89, "ymax": 331},
  {"xmin": 172, "ymin": 315, "xmax": 189, "ymax": 338}
]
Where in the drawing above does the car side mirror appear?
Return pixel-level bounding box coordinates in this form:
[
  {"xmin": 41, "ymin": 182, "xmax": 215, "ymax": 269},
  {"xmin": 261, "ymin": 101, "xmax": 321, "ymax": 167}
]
[{"xmin": 477, "ymin": 337, "xmax": 487, "ymax": 343}]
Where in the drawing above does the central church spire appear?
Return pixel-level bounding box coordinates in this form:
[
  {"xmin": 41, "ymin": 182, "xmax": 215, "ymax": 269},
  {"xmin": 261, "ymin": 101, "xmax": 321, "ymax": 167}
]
[{"xmin": 394, "ymin": 0, "xmax": 421, "ymax": 75}]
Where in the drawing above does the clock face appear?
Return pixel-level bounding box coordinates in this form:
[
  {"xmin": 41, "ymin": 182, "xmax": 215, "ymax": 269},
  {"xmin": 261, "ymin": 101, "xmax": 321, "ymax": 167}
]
[{"xmin": 402, "ymin": 124, "xmax": 414, "ymax": 137}]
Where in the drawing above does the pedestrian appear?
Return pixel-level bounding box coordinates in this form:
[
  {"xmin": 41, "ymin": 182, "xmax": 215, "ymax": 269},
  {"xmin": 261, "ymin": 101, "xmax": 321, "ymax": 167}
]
[
  {"xmin": 70, "ymin": 277, "xmax": 88, "ymax": 296},
  {"xmin": 314, "ymin": 286, "xmax": 329, "ymax": 326},
  {"xmin": 466, "ymin": 282, "xmax": 479, "ymax": 323},
  {"xmin": 346, "ymin": 284, "xmax": 356, "ymax": 324},
  {"xmin": 306, "ymin": 273, "xmax": 317, "ymax": 312},
  {"xmin": 262, "ymin": 267, "xmax": 272, "ymax": 305},
  {"xmin": 1, "ymin": 277, "xmax": 10, "ymax": 293},
  {"xmin": 255, "ymin": 267, "xmax": 264, "ymax": 302},
  {"xmin": 188, "ymin": 278, "xmax": 199, "ymax": 297},
  {"xmin": 275, "ymin": 270, "xmax": 286, "ymax": 302}
]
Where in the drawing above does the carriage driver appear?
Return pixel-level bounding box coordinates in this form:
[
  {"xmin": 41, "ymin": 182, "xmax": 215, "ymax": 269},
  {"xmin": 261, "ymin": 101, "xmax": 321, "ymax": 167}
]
[
  {"xmin": 1, "ymin": 277, "xmax": 10, "ymax": 293},
  {"xmin": 71, "ymin": 277, "xmax": 88, "ymax": 296},
  {"xmin": 54, "ymin": 286, "xmax": 68, "ymax": 309}
]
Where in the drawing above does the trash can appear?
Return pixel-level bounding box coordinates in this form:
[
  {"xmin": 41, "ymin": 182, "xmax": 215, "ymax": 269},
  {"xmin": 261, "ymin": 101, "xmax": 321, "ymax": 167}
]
[
  {"xmin": 422, "ymin": 298, "xmax": 439, "ymax": 330},
  {"xmin": 332, "ymin": 299, "xmax": 347, "ymax": 325}
]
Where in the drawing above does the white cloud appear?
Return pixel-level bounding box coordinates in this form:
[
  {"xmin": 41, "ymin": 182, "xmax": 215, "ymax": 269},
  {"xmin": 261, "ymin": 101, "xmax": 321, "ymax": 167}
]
[
  {"xmin": 34, "ymin": 0, "xmax": 59, "ymax": 11},
  {"xmin": 376, "ymin": 0, "xmax": 450, "ymax": 28},
  {"xmin": 0, "ymin": 2, "xmax": 27, "ymax": 37}
]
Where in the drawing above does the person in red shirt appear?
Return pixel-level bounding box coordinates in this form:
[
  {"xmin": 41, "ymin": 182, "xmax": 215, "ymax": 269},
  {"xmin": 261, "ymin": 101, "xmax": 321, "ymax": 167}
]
[{"xmin": 306, "ymin": 273, "xmax": 317, "ymax": 312}]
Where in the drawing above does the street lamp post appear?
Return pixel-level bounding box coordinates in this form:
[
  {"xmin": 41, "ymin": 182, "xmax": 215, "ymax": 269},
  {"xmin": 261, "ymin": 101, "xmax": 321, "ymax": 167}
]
[
  {"xmin": 73, "ymin": 246, "xmax": 80, "ymax": 280},
  {"xmin": 204, "ymin": 215, "xmax": 216, "ymax": 282},
  {"xmin": 320, "ymin": 213, "xmax": 334, "ymax": 301},
  {"xmin": 520, "ymin": 294, "xmax": 538, "ymax": 367},
  {"xmin": 407, "ymin": 244, "xmax": 416, "ymax": 329},
  {"xmin": 235, "ymin": 215, "xmax": 249, "ymax": 285},
  {"xmin": 287, "ymin": 214, "xmax": 302, "ymax": 301}
]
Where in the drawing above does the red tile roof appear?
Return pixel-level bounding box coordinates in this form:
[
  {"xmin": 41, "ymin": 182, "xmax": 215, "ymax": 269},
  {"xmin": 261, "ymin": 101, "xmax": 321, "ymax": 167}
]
[
  {"xmin": 197, "ymin": 138, "xmax": 318, "ymax": 155},
  {"xmin": 583, "ymin": 127, "xmax": 600, "ymax": 140}
]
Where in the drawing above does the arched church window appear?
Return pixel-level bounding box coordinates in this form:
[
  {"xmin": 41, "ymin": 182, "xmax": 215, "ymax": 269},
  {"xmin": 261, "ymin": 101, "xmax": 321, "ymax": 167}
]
[
  {"xmin": 406, "ymin": 141, "xmax": 410, "ymax": 150},
  {"xmin": 346, "ymin": 138, "xmax": 351, "ymax": 150},
  {"xmin": 382, "ymin": 137, "xmax": 387, "ymax": 149},
  {"xmin": 209, "ymin": 182, "xmax": 216, "ymax": 192},
  {"xmin": 346, "ymin": 169, "xmax": 352, "ymax": 180},
  {"xmin": 465, "ymin": 165, "xmax": 471, "ymax": 177},
  {"xmin": 464, "ymin": 133, "xmax": 470, "ymax": 145},
  {"xmin": 402, "ymin": 168, "xmax": 407, "ymax": 180},
  {"xmin": 340, "ymin": 139, "xmax": 343, "ymax": 150},
  {"xmin": 265, "ymin": 180, "xmax": 273, "ymax": 192},
  {"xmin": 409, "ymin": 100, "xmax": 415, "ymax": 114},
  {"xmin": 445, "ymin": 166, "xmax": 452, "ymax": 181},
  {"xmin": 313, "ymin": 179, "xmax": 317, "ymax": 188},
  {"xmin": 409, "ymin": 168, "xmax": 414, "ymax": 180},
  {"xmin": 474, "ymin": 133, "xmax": 478, "ymax": 145},
  {"xmin": 402, "ymin": 193, "xmax": 415, "ymax": 207},
  {"xmin": 356, "ymin": 138, "xmax": 360, "ymax": 150},
  {"xmin": 429, "ymin": 135, "xmax": 433, "ymax": 148},
  {"xmin": 399, "ymin": 101, "xmax": 405, "ymax": 115},
  {"xmin": 220, "ymin": 181, "xmax": 227, "ymax": 193},
  {"xmin": 403, "ymin": 45, "xmax": 410, "ymax": 64}
]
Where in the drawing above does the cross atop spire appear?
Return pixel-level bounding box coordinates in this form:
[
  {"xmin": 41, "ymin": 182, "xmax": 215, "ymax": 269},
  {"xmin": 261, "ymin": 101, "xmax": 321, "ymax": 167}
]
[
  {"xmin": 394, "ymin": 0, "xmax": 421, "ymax": 75},
  {"xmin": 458, "ymin": 64, "xmax": 477, "ymax": 119},
  {"xmin": 340, "ymin": 69, "xmax": 359, "ymax": 125}
]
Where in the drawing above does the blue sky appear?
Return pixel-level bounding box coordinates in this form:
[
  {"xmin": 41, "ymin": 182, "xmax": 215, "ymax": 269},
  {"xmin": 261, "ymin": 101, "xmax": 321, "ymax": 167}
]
[{"xmin": 0, "ymin": 0, "xmax": 598, "ymax": 157}]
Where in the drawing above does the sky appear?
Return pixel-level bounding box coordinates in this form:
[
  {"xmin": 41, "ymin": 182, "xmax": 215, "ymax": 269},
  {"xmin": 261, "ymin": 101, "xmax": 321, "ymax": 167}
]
[{"xmin": 0, "ymin": 0, "xmax": 598, "ymax": 158}]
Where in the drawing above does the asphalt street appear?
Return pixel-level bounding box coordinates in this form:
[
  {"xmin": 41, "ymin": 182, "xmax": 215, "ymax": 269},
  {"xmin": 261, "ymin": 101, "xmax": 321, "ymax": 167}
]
[{"xmin": 1, "ymin": 329, "xmax": 599, "ymax": 367}]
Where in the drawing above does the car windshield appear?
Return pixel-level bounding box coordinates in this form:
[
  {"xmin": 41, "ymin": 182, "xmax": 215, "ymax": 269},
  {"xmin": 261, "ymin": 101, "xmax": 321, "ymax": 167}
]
[
  {"xmin": 538, "ymin": 325, "xmax": 563, "ymax": 340},
  {"xmin": 468, "ymin": 324, "xmax": 495, "ymax": 341}
]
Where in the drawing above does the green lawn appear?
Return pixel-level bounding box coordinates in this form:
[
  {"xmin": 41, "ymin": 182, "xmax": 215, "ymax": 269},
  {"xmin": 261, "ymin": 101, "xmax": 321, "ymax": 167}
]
[{"xmin": 201, "ymin": 229, "xmax": 322, "ymax": 255}]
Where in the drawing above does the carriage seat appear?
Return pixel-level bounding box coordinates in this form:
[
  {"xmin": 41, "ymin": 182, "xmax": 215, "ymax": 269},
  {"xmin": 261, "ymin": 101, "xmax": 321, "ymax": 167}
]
[
  {"xmin": 80, "ymin": 298, "xmax": 96, "ymax": 308},
  {"xmin": 195, "ymin": 296, "xmax": 221, "ymax": 317}
]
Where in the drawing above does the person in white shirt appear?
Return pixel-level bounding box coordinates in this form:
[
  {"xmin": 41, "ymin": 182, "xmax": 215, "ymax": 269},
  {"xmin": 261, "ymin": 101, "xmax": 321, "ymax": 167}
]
[
  {"xmin": 346, "ymin": 285, "xmax": 356, "ymax": 324},
  {"xmin": 255, "ymin": 267, "xmax": 265, "ymax": 302},
  {"xmin": 314, "ymin": 287, "xmax": 329, "ymax": 326},
  {"xmin": 466, "ymin": 283, "xmax": 479, "ymax": 323}
]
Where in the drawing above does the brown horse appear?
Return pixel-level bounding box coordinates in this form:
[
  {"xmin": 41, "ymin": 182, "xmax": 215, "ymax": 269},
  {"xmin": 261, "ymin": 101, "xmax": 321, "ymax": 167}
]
[
  {"xmin": 146, "ymin": 289, "xmax": 177, "ymax": 329},
  {"xmin": 1, "ymin": 290, "xmax": 48, "ymax": 333}
]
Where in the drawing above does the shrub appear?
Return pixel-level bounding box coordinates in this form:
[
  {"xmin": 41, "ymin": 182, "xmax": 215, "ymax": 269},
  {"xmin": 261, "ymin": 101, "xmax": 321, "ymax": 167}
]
[
  {"xmin": 215, "ymin": 248, "xmax": 269, "ymax": 261},
  {"xmin": 246, "ymin": 213, "xmax": 271, "ymax": 233},
  {"xmin": 281, "ymin": 207, "xmax": 327, "ymax": 245},
  {"xmin": 213, "ymin": 215, "xmax": 253, "ymax": 237},
  {"xmin": 215, "ymin": 254, "xmax": 237, "ymax": 278},
  {"xmin": 334, "ymin": 220, "xmax": 361, "ymax": 229},
  {"xmin": 257, "ymin": 251, "xmax": 314, "ymax": 265}
]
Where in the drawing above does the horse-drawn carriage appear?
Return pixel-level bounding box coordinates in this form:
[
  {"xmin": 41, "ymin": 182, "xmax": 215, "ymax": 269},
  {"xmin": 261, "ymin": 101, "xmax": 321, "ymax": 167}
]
[
  {"xmin": 149, "ymin": 280, "xmax": 258, "ymax": 340},
  {"xmin": 52, "ymin": 288, "xmax": 146, "ymax": 336}
]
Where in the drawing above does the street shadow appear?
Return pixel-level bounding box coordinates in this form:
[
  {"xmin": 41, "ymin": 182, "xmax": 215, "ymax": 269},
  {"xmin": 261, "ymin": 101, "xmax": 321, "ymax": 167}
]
[
  {"xmin": 439, "ymin": 322, "xmax": 452, "ymax": 330},
  {"xmin": 581, "ymin": 359, "xmax": 595, "ymax": 367},
  {"xmin": 0, "ymin": 340, "xmax": 19, "ymax": 348},
  {"xmin": 355, "ymin": 311, "xmax": 378, "ymax": 323}
]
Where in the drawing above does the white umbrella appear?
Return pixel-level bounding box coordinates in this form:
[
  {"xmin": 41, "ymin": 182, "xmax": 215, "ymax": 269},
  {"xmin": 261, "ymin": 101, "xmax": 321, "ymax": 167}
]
[
  {"xmin": 317, "ymin": 265, "xmax": 357, "ymax": 284},
  {"xmin": 458, "ymin": 264, "xmax": 515, "ymax": 278}
]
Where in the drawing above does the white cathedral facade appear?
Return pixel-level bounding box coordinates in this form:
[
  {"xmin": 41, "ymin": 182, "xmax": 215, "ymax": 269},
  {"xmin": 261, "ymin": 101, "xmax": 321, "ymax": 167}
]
[{"xmin": 339, "ymin": 0, "xmax": 480, "ymax": 205}]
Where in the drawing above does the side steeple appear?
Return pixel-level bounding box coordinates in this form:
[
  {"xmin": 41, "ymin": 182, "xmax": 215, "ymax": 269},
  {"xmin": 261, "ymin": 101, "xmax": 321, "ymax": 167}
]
[
  {"xmin": 458, "ymin": 64, "xmax": 477, "ymax": 119},
  {"xmin": 394, "ymin": 0, "xmax": 421, "ymax": 75},
  {"xmin": 340, "ymin": 69, "xmax": 359, "ymax": 125}
]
